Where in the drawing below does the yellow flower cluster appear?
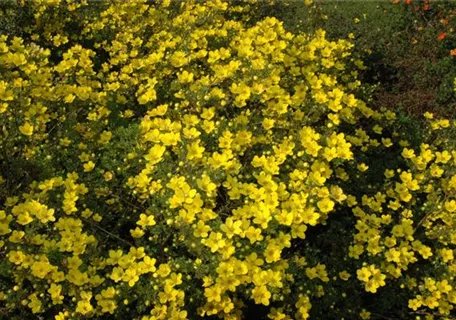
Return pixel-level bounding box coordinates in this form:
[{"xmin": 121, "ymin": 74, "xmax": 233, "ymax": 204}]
[{"xmin": 1, "ymin": 0, "xmax": 456, "ymax": 319}]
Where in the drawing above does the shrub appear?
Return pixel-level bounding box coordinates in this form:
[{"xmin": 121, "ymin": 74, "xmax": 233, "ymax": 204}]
[{"xmin": 1, "ymin": 1, "xmax": 456, "ymax": 320}]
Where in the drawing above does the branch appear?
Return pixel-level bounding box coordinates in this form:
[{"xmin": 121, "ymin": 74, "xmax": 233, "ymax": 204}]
[{"xmin": 81, "ymin": 216, "xmax": 134, "ymax": 248}]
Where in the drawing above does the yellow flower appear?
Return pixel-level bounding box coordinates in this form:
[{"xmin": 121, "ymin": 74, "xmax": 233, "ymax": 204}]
[
  {"xmin": 357, "ymin": 163, "xmax": 369, "ymax": 172},
  {"xmin": 110, "ymin": 267, "xmax": 124, "ymax": 283},
  {"xmin": 204, "ymin": 284, "xmax": 222, "ymax": 303},
  {"xmin": 8, "ymin": 230, "xmax": 24, "ymax": 243},
  {"xmin": 76, "ymin": 300, "xmax": 93, "ymax": 315},
  {"xmin": 123, "ymin": 267, "xmax": 139, "ymax": 287},
  {"xmin": 156, "ymin": 263, "xmax": 171, "ymax": 278},
  {"xmin": 424, "ymin": 112, "xmax": 434, "ymax": 119},
  {"xmin": 356, "ymin": 267, "xmax": 371, "ymax": 282},
  {"xmin": 220, "ymin": 217, "xmax": 242, "ymax": 239},
  {"xmin": 402, "ymin": 148, "xmax": 415, "ymax": 159},
  {"xmin": 203, "ymin": 231, "xmax": 226, "ymax": 252},
  {"xmin": 137, "ymin": 214, "xmax": 156, "ymax": 228},
  {"xmin": 339, "ymin": 271, "xmax": 351, "ymax": 281},
  {"xmin": 187, "ymin": 141, "xmax": 205, "ymax": 161},
  {"xmin": 264, "ymin": 243, "xmax": 281, "ymax": 263},
  {"xmin": 360, "ymin": 309, "xmax": 371, "ymax": 320},
  {"xmin": 83, "ymin": 161, "xmax": 95, "ymax": 172},
  {"xmin": 408, "ymin": 298, "xmax": 422, "ymax": 311},
  {"xmin": 177, "ymin": 70, "xmax": 194, "ymax": 83},
  {"xmin": 245, "ymin": 226, "xmax": 264, "ymax": 244},
  {"xmin": 138, "ymin": 256, "xmax": 156, "ymax": 274},
  {"xmin": 98, "ymin": 130, "xmax": 112, "ymax": 144},
  {"xmin": 19, "ymin": 122, "xmax": 34, "ymax": 136},
  {"xmin": 103, "ymin": 171, "xmax": 113, "ymax": 181},
  {"xmin": 130, "ymin": 227, "xmax": 145, "ymax": 238},
  {"xmin": 444, "ymin": 200, "xmax": 456, "ymax": 213},
  {"xmin": 100, "ymin": 287, "xmax": 116, "ymax": 299},
  {"xmin": 8, "ymin": 250, "xmax": 25, "ymax": 265},
  {"xmin": 437, "ymin": 279, "xmax": 452, "ymax": 294},
  {"xmin": 262, "ymin": 118, "xmax": 275, "ymax": 130},
  {"xmin": 0, "ymin": 103, "xmax": 8, "ymax": 113},
  {"xmin": 170, "ymin": 51, "xmax": 187, "ymax": 68},
  {"xmin": 28, "ymin": 293, "xmax": 42, "ymax": 313},
  {"xmin": 317, "ymin": 197, "xmax": 335, "ymax": 213},
  {"xmin": 251, "ymin": 285, "xmax": 271, "ymax": 306},
  {"xmin": 98, "ymin": 299, "xmax": 117, "ymax": 314},
  {"xmin": 31, "ymin": 260, "xmax": 52, "ymax": 279},
  {"xmin": 440, "ymin": 248, "xmax": 454, "ymax": 263},
  {"xmin": 48, "ymin": 284, "xmax": 63, "ymax": 303}
]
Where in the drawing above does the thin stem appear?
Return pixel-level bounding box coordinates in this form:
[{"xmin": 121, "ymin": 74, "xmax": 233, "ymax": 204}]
[
  {"xmin": 81, "ymin": 216, "xmax": 134, "ymax": 248},
  {"xmin": 109, "ymin": 191, "xmax": 146, "ymax": 212}
]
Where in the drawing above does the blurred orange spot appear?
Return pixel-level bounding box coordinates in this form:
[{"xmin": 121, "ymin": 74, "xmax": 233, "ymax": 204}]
[{"xmin": 438, "ymin": 33, "xmax": 447, "ymax": 41}]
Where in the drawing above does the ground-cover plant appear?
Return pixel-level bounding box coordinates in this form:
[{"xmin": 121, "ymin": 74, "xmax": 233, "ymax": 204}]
[{"xmin": 1, "ymin": 1, "xmax": 456, "ymax": 319}]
